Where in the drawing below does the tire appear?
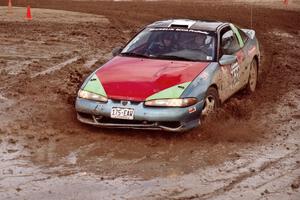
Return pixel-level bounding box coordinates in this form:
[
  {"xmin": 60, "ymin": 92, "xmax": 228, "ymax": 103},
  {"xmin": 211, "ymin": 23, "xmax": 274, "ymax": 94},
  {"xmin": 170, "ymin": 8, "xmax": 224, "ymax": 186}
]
[
  {"xmin": 201, "ymin": 87, "xmax": 221, "ymax": 117},
  {"xmin": 246, "ymin": 59, "xmax": 258, "ymax": 93}
]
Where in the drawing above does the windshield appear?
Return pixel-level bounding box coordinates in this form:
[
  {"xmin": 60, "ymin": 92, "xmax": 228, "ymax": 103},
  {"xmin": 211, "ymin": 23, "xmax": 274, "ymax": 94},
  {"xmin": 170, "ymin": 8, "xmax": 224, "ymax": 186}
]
[{"xmin": 121, "ymin": 28, "xmax": 216, "ymax": 61}]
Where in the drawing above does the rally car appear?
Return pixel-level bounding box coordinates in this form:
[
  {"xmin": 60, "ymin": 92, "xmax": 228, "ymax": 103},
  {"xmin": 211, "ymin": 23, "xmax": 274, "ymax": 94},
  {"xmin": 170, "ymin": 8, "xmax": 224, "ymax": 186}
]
[{"xmin": 75, "ymin": 19, "xmax": 260, "ymax": 132}]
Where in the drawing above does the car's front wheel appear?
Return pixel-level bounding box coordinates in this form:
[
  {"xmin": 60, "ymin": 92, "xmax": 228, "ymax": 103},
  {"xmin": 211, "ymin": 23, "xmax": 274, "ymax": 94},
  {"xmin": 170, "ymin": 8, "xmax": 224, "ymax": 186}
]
[
  {"xmin": 201, "ymin": 87, "xmax": 221, "ymax": 117},
  {"xmin": 246, "ymin": 59, "xmax": 258, "ymax": 93}
]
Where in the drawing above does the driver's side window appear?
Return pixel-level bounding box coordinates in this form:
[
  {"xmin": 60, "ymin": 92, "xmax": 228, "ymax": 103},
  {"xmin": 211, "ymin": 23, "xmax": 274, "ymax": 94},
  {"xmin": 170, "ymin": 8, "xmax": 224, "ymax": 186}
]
[{"xmin": 221, "ymin": 28, "xmax": 240, "ymax": 55}]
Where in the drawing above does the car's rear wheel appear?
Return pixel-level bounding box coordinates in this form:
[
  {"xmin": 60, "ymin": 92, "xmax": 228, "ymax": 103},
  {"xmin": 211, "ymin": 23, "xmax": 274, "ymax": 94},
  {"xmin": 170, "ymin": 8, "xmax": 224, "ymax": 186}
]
[
  {"xmin": 246, "ymin": 59, "xmax": 258, "ymax": 93},
  {"xmin": 201, "ymin": 87, "xmax": 221, "ymax": 117}
]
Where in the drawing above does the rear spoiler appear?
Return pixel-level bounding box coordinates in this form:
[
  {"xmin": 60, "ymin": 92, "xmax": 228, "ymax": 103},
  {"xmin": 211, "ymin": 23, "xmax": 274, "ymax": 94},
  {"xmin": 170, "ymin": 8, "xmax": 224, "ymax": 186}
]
[{"xmin": 242, "ymin": 29, "xmax": 256, "ymax": 40}]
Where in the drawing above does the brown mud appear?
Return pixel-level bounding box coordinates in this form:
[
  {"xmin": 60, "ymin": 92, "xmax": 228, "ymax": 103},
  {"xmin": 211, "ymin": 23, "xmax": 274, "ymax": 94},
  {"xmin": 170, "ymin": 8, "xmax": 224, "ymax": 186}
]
[{"xmin": 0, "ymin": 0, "xmax": 299, "ymax": 199}]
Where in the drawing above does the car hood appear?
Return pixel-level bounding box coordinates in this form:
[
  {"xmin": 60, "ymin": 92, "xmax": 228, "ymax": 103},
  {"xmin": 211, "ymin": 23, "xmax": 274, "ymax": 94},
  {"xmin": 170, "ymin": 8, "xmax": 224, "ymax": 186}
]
[{"xmin": 94, "ymin": 56, "xmax": 209, "ymax": 101}]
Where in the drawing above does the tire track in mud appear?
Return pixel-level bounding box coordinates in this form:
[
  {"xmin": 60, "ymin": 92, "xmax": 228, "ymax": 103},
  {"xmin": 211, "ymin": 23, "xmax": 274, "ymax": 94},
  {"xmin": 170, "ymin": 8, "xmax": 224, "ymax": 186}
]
[
  {"xmin": 197, "ymin": 150, "xmax": 300, "ymax": 200},
  {"xmin": 31, "ymin": 57, "xmax": 80, "ymax": 78}
]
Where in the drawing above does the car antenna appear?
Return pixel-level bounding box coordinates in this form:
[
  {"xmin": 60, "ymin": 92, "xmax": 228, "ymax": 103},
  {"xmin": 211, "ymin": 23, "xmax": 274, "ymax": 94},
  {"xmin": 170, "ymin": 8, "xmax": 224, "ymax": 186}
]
[{"xmin": 250, "ymin": 2, "xmax": 253, "ymax": 28}]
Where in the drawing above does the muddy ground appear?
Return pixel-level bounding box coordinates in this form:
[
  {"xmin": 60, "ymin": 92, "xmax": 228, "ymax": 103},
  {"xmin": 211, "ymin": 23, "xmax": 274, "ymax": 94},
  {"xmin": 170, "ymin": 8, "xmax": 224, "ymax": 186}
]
[{"xmin": 0, "ymin": 0, "xmax": 300, "ymax": 199}]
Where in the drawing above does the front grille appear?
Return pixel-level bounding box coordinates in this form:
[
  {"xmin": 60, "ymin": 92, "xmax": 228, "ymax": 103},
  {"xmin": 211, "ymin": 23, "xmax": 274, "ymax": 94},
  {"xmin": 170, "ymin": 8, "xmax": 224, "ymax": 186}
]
[
  {"xmin": 95, "ymin": 116, "xmax": 181, "ymax": 129},
  {"xmin": 159, "ymin": 121, "xmax": 182, "ymax": 129},
  {"xmin": 110, "ymin": 99, "xmax": 142, "ymax": 105},
  {"xmin": 94, "ymin": 116, "xmax": 153, "ymax": 125}
]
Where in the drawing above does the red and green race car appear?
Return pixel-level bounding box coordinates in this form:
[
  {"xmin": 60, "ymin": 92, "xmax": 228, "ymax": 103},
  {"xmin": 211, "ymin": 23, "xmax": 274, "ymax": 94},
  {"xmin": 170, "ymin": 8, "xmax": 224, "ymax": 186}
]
[{"xmin": 75, "ymin": 19, "xmax": 260, "ymax": 132}]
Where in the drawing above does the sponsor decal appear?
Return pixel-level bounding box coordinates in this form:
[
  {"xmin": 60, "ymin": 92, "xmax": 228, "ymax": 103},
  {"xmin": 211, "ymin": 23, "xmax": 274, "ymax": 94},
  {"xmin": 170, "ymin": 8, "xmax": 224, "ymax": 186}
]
[
  {"xmin": 248, "ymin": 46, "xmax": 256, "ymax": 56},
  {"xmin": 230, "ymin": 62, "xmax": 240, "ymax": 86},
  {"xmin": 206, "ymin": 56, "xmax": 213, "ymax": 60},
  {"xmin": 199, "ymin": 72, "xmax": 209, "ymax": 80},
  {"xmin": 149, "ymin": 28, "xmax": 209, "ymax": 35},
  {"xmin": 188, "ymin": 107, "xmax": 197, "ymax": 114},
  {"xmin": 236, "ymin": 51, "xmax": 245, "ymax": 62}
]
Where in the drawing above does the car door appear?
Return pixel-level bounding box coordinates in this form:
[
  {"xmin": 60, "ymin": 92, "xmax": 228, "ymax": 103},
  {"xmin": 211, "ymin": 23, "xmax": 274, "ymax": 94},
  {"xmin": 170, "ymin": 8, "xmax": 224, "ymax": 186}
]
[
  {"xmin": 219, "ymin": 25, "xmax": 247, "ymax": 98},
  {"xmin": 230, "ymin": 24, "xmax": 250, "ymax": 87}
]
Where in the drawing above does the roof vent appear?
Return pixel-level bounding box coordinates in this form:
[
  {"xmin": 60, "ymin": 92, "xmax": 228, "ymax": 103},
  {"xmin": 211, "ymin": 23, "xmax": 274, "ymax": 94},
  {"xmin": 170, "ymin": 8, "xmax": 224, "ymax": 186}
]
[
  {"xmin": 169, "ymin": 20, "xmax": 196, "ymax": 29},
  {"xmin": 170, "ymin": 24, "xmax": 189, "ymax": 29}
]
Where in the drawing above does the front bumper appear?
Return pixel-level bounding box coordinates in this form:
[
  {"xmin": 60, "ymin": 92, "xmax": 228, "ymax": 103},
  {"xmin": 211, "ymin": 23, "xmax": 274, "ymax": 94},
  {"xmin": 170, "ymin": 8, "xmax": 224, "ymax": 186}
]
[{"xmin": 75, "ymin": 97, "xmax": 204, "ymax": 132}]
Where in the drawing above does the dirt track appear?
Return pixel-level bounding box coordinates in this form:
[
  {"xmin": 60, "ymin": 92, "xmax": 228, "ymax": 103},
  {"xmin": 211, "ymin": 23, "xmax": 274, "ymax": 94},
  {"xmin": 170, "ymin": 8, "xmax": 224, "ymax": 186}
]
[{"xmin": 0, "ymin": 0, "xmax": 300, "ymax": 199}]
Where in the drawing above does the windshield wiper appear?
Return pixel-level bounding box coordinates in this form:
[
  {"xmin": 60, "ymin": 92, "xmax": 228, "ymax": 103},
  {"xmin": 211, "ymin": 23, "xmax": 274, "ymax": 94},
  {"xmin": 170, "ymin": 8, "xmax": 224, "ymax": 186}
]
[
  {"xmin": 155, "ymin": 55, "xmax": 195, "ymax": 61},
  {"xmin": 120, "ymin": 52, "xmax": 150, "ymax": 58}
]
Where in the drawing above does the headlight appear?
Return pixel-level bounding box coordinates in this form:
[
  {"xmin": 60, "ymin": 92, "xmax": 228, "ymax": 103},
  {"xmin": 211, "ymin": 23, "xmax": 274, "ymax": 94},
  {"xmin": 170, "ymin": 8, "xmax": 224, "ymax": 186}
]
[
  {"xmin": 78, "ymin": 89, "xmax": 108, "ymax": 102},
  {"xmin": 144, "ymin": 98, "xmax": 197, "ymax": 107}
]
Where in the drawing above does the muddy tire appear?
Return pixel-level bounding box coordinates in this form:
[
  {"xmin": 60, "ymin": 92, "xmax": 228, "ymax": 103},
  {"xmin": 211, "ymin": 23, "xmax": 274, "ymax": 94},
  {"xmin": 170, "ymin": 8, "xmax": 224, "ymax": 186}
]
[
  {"xmin": 201, "ymin": 87, "xmax": 221, "ymax": 118},
  {"xmin": 246, "ymin": 59, "xmax": 258, "ymax": 93}
]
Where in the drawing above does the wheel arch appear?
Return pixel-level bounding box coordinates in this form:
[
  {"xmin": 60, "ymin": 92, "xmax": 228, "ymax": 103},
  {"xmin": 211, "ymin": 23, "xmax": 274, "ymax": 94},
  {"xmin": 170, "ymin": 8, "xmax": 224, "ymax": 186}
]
[
  {"xmin": 209, "ymin": 83, "xmax": 218, "ymax": 92},
  {"xmin": 254, "ymin": 54, "xmax": 259, "ymax": 71},
  {"xmin": 207, "ymin": 83, "xmax": 221, "ymax": 103}
]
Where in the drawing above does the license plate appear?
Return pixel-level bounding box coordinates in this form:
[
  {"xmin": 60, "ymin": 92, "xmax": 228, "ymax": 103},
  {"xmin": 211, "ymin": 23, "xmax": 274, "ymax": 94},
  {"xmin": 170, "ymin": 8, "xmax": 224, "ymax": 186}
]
[{"xmin": 111, "ymin": 107, "xmax": 134, "ymax": 120}]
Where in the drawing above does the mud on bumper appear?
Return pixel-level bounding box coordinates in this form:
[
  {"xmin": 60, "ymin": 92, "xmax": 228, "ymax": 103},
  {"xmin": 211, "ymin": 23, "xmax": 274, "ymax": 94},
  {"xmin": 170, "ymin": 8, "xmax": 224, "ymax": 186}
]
[{"xmin": 75, "ymin": 98, "xmax": 204, "ymax": 132}]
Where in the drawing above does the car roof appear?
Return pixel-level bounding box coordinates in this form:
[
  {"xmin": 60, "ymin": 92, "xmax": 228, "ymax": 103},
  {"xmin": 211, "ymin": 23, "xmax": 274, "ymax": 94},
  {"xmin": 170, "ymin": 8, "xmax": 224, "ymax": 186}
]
[{"xmin": 147, "ymin": 19, "xmax": 226, "ymax": 32}]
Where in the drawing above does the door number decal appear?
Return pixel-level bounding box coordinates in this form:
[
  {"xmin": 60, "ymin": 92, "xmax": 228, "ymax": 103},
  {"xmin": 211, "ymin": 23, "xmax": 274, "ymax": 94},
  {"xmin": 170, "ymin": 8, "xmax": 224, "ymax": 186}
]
[{"xmin": 231, "ymin": 62, "xmax": 240, "ymax": 86}]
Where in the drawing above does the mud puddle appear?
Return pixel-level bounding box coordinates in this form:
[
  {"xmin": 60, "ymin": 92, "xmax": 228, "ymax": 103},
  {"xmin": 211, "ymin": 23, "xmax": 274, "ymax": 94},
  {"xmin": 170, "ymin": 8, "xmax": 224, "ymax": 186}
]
[{"xmin": 1, "ymin": 90, "xmax": 299, "ymax": 200}]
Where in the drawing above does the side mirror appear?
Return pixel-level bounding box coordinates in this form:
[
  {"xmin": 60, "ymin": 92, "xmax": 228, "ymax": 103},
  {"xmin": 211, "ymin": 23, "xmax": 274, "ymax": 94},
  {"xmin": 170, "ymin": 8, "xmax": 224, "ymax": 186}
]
[
  {"xmin": 219, "ymin": 55, "xmax": 237, "ymax": 66},
  {"xmin": 112, "ymin": 46, "xmax": 123, "ymax": 57}
]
